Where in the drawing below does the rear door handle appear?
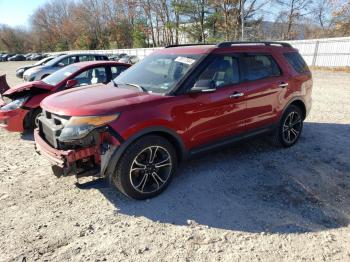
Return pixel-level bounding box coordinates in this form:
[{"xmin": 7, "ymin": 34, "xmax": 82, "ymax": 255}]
[
  {"xmin": 230, "ymin": 92, "xmax": 244, "ymax": 99},
  {"xmin": 279, "ymin": 82, "xmax": 289, "ymax": 88}
]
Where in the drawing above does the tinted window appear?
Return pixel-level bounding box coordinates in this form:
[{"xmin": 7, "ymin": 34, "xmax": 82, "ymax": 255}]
[
  {"xmin": 244, "ymin": 54, "xmax": 281, "ymax": 81},
  {"xmin": 195, "ymin": 56, "xmax": 240, "ymax": 88},
  {"xmin": 96, "ymin": 56, "xmax": 108, "ymax": 61},
  {"xmin": 284, "ymin": 52, "xmax": 309, "ymax": 73}
]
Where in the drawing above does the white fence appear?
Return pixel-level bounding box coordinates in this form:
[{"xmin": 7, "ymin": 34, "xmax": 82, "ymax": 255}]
[
  {"xmin": 51, "ymin": 37, "xmax": 350, "ymax": 67},
  {"xmin": 286, "ymin": 37, "xmax": 350, "ymax": 67}
]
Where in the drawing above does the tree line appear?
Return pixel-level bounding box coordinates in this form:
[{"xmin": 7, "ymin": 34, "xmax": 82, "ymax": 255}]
[{"xmin": 0, "ymin": 0, "xmax": 349, "ymax": 53}]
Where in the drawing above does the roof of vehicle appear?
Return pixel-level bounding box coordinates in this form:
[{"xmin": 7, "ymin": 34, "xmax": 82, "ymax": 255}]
[
  {"xmin": 69, "ymin": 61, "xmax": 131, "ymax": 68},
  {"xmin": 155, "ymin": 41, "xmax": 296, "ymax": 55},
  {"xmin": 60, "ymin": 53, "xmax": 109, "ymax": 58}
]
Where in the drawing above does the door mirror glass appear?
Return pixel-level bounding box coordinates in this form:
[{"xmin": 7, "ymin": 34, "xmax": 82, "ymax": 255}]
[
  {"xmin": 65, "ymin": 79, "xmax": 78, "ymax": 88},
  {"xmin": 190, "ymin": 80, "xmax": 216, "ymax": 93}
]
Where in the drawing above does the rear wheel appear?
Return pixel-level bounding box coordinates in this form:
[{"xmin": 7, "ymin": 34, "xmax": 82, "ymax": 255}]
[
  {"xmin": 111, "ymin": 135, "xmax": 177, "ymax": 200},
  {"xmin": 272, "ymin": 105, "xmax": 303, "ymax": 147}
]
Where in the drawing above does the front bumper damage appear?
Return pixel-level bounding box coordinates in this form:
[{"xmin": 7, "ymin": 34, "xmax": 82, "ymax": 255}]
[
  {"xmin": 34, "ymin": 128, "xmax": 101, "ymax": 176},
  {"xmin": 0, "ymin": 108, "xmax": 28, "ymax": 132}
]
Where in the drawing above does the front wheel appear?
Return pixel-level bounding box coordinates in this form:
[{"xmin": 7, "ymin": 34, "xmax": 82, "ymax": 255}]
[
  {"xmin": 111, "ymin": 135, "xmax": 177, "ymax": 200},
  {"xmin": 272, "ymin": 105, "xmax": 303, "ymax": 147}
]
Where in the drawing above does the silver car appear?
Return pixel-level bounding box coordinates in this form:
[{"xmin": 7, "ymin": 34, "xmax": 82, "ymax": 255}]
[{"xmin": 23, "ymin": 53, "xmax": 109, "ymax": 81}]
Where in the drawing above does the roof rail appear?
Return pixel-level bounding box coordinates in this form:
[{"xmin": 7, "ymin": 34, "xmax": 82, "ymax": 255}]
[
  {"xmin": 165, "ymin": 44, "xmax": 214, "ymax": 48},
  {"xmin": 216, "ymin": 41, "xmax": 292, "ymax": 48}
]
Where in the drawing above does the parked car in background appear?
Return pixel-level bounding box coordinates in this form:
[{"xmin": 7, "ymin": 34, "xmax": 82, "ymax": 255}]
[
  {"xmin": 109, "ymin": 53, "xmax": 128, "ymax": 61},
  {"xmin": 16, "ymin": 55, "xmax": 63, "ymax": 79},
  {"xmin": 8, "ymin": 54, "xmax": 26, "ymax": 61},
  {"xmin": 34, "ymin": 42, "xmax": 312, "ymax": 200},
  {"xmin": 31, "ymin": 53, "xmax": 47, "ymax": 61},
  {"xmin": 23, "ymin": 53, "xmax": 109, "ymax": 82},
  {"xmin": 118, "ymin": 55, "xmax": 139, "ymax": 64},
  {"xmin": 0, "ymin": 61, "xmax": 130, "ymax": 133}
]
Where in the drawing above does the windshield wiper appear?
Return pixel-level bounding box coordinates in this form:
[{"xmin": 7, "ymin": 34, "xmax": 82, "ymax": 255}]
[
  {"xmin": 122, "ymin": 83, "xmax": 148, "ymax": 93},
  {"xmin": 112, "ymin": 79, "xmax": 118, "ymax": 87}
]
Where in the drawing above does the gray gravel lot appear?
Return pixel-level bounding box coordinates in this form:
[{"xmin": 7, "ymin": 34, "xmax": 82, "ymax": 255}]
[{"xmin": 0, "ymin": 61, "xmax": 349, "ymax": 261}]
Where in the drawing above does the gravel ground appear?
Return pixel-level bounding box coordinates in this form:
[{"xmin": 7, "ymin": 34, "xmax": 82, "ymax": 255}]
[{"xmin": 0, "ymin": 61, "xmax": 349, "ymax": 261}]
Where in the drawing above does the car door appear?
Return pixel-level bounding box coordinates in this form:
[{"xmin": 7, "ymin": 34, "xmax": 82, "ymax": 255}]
[
  {"xmin": 176, "ymin": 55, "xmax": 247, "ymax": 149},
  {"xmin": 242, "ymin": 53, "xmax": 289, "ymax": 130}
]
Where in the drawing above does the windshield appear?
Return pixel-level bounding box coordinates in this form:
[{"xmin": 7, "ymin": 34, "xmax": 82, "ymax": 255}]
[
  {"xmin": 34, "ymin": 56, "xmax": 53, "ymax": 66},
  {"xmin": 42, "ymin": 65, "xmax": 79, "ymax": 86},
  {"xmin": 113, "ymin": 53, "xmax": 202, "ymax": 93},
  {"xmin": 44, "ymin": 55, "xmax": 66, "ymax": 66}
]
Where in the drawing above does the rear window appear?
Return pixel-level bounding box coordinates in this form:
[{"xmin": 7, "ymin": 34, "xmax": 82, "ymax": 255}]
[
  {"xmin": 284, "ymin": 52, "xmax": 309, "ymax": 73},
  {"xmin": 243, "ymin": 54, "xmax": 281, "ymax": 81}
]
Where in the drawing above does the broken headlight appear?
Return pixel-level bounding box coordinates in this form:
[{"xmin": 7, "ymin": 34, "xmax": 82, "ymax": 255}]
[
  {"xmin": 58, "ymin": 114, "xmax": 119, "ymax": 142},
  {"xmin": 1, "ymin": 96, "xmax": 29, "ymax": 111}
]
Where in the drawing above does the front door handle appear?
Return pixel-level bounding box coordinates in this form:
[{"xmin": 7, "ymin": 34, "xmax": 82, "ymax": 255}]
[
  {"xmin": 279, "ymin": 82, "xmax": 289, "ymax": 88},
  {"xmin": 230, "ymin": 92, "xmax": 244, "ymax": 99}
]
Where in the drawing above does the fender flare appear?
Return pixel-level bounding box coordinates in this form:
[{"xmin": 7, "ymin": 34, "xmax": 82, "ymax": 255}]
[
  {"xmin": 279, "ymin": 97, "xmax": 307, "ymax": 121},
  {"xmin": 102, "ymin": 126, "xmax": 187, "ymax": 178}
]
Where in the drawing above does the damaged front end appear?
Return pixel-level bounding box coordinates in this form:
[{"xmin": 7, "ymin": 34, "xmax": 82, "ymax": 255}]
[
  {"xmin": 0, "ymin": 74, "xmax": 11, "ymax": 107},
  {"xmin": 34, "ymin": 110, "xmax": 121, "ymax": 182}
]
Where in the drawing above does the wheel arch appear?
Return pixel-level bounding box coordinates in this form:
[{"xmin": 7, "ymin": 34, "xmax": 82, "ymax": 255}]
[
  {"xmin": 282, "ymin": 98, "xmax": 307, "ymax": 120},
  {"xmin": 103, "ymin": 126, "xmax": 187, "ymax": 178}
]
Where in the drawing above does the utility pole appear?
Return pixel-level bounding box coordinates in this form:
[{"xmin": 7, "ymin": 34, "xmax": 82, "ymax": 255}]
[{"xmin": 241, "ymin": 0, "xmax": 244, "ymax": 40}]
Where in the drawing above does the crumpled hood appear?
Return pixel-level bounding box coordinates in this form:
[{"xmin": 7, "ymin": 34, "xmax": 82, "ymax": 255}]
[
  {"xmin": 41, "ymin": 84, "xmax": 168, "ymax": 116},
  {"xmin": 3, "ymin": 81, "xmax": 52, "ymax": 96}
]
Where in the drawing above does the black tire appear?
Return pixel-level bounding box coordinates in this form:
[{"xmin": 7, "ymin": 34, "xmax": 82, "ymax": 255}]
[
  {"xmin": 26, "ymin": 108, "xmax": 42, "ymax": 130},
  {"xmin": 111, "ymin": 135, "xmax": 177, "ymax": 200},
  {"xmin": 272, "ymin": 105, "xmax": 303, "ymax": 147}
]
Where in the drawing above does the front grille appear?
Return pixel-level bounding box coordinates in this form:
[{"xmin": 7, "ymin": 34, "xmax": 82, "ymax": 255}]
[{"xmin": 38, "ymin": 110, "xmax": 70, "ymax": 148}]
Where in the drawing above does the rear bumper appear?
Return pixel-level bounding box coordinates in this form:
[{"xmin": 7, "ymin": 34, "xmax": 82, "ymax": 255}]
[
  {"xmin": 0, "ymin": 108, "xmax": 28, "ymax": 132},
  {"xmin": 34, "ymin": 128, "xmax": 99, "ymax": 168}
]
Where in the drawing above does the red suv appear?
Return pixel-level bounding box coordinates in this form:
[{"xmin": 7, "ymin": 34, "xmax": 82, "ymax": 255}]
[
  {"xmin": 34, "ymin": 42, "xmax": 312, "ymax": 200},
  {"xmin": 0, "ymin": 61, "xmax": 130, "ymax": 132}
]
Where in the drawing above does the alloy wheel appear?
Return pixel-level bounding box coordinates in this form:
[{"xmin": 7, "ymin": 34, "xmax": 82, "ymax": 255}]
[
  {"xmin": 129, "ymin": 146, "xmax": 172, "ymax": 194},
  {"xmin": 282, "ymin": 111, "xmax": 302, "ymax": 144}
]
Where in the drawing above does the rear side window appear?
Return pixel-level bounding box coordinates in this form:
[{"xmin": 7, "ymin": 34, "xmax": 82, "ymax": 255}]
[
  {"xmin": 96, "ymin": 56, "xmax": 108, "ymax": 61},
  {"xmin": 243, "ymin": 54, "xmax": 281, "ymax": 81},
  {"xmin": 284, "ymin": 52, "xmax": 309, "ymax": 73}
]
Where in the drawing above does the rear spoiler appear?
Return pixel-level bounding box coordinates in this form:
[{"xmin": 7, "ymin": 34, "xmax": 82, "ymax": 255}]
[{"xmin": 0, "ymin": 74, "xmax": 10, "ymax": 95}]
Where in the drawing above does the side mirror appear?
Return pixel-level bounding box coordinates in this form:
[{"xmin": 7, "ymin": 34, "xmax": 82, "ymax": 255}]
[
  {"xmin": 65, "ymin": 79, "xmax": 78, "ymax": 88},
  {"xmin": 189, "ymin": 79, "xmax": 216, "ymax": 93},
  {"xmin": 58, "ymin": 62, "xmax": 65, "ymax": 67}
]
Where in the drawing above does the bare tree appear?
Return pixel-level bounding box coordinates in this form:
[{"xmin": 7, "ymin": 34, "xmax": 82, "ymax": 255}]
[{"xmin": 275, "ymin": 0, "xmax": 312, "ymax": 39}]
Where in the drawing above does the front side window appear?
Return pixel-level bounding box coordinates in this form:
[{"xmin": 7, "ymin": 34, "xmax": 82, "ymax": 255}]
[
  {"xmin": 73, "ymin": 67, "xmax": 107, "ymax": 86},
  {"xmin": 243, "ymin": 54, "xmax": 281, "ymax": 81},
  {"xmin": 42, "ymin": 65, "xmax": 79, "ymax": 86},
  {"xmin": 113, "ymin": 54, "xmax": 202, "ymax": 93},
  {"xmin": 58, "ymin": 56, "xmax": 77, "ymax": 66},
  {"xmin": 194, "ymin": 56, "xmax": 240, "ymax": 89}
]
